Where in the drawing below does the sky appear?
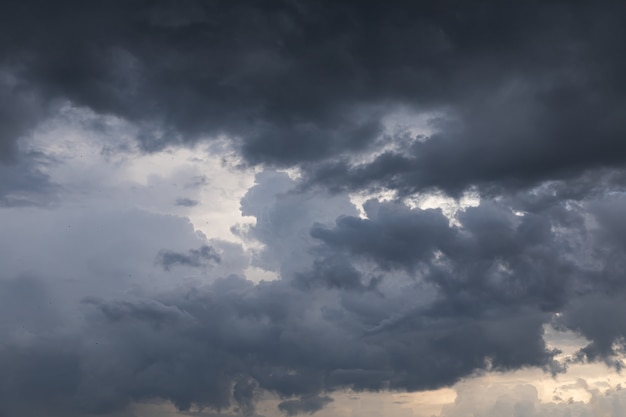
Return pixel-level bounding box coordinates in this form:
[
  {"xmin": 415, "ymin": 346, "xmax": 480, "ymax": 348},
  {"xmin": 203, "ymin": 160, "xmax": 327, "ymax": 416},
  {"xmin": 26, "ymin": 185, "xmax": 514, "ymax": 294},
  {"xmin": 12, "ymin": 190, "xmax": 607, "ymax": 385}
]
[{"xmin": 1, "ymin": 1, "xmax": 626, "ymax": 416}]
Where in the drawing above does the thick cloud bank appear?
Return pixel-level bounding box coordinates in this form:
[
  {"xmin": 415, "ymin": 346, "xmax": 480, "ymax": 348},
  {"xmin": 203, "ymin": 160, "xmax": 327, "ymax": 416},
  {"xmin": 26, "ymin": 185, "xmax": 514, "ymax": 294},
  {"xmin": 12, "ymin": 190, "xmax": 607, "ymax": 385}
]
[{"xmin": 2, "ymin": 1, "xmax": 626, "ymax": 190}]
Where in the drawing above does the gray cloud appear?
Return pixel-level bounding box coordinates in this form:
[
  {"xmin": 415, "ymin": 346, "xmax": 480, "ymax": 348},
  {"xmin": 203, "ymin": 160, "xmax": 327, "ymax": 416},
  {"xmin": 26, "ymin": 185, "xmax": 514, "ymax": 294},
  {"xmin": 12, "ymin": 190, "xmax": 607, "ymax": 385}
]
[
  {"xmin": 156, "ymin": 245, "xmax": 221, "ymax": 271},
  {"xmin": 278, "ymin": 395, "xmax": 333, "ymax": 416},
  {"xmin": 0, "ymin": 273, "xmax": 556, "ymax": 416},
  {"xmin": 311, "ymin": 199, "xmax": 571, "ymax": 313},
  {"xmin": 2, "ymin": 1, "xmax": 625, "ymax": 195},
  {"xmin": 0, "ymin": 151, "xmax": 58, "ymax": 207},
  {"xmin": 0, "ymin": 66, "xmax": 54, "ymax": 162},
  {"xmin": 175, "ymin": 197, "xmax": 200, "ymax": 207},
  {"xmin": 309, "ymin": 189, "xmax": 626, "ymax": 370},
  {"xmin": 236, "ymin": 170, "xmax": 358, "ymax": 278}
]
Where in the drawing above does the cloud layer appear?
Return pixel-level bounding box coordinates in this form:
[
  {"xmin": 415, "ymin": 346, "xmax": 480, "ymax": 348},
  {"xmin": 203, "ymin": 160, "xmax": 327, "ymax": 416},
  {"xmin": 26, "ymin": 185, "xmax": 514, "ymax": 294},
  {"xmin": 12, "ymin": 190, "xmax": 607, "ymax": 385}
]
[{"xmin": 3, "ymin": 2, "xmax": 626, "ymax": 190}]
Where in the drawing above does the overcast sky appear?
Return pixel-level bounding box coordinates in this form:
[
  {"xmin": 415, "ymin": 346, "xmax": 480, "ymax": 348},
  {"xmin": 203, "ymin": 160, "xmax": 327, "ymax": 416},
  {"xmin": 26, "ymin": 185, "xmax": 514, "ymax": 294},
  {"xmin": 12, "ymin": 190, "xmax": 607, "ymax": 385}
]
[{"xmin": 2, "ymin": 1, "xmax": 626, "ymax": 416}]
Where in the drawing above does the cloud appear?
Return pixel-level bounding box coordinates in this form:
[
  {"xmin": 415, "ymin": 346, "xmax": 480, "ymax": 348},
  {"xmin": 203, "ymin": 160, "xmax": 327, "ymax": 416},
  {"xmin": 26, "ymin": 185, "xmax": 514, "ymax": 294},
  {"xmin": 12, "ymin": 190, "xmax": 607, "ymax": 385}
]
[
  {"xmin": 0, "ymin": 150, "xmax": 58, "ymax": 207},
  {"xmin": 236, "ymin": 170, "xmax": 358, "ymax": 277},
  {"xmin": 156, "ymin": 245, "xmax": 221, "ymax": 271},
  {"xmin": 278, "ymin": 396, "xmax": 333, "ymax": 416},
  {"xmin": 2, "ymin": 1, "xmax": 625, "ymax": 195},
  {"xmin": 0, "ymin": 66, "xmax": 53, "ymax": 162},
  {"xmin": 310, "ymin": 189, "xmax": 626, "ymax": 369},
  {"xmin": 175, "ymin": 197, "xmax": 200, "ymax": 207},
  {"xmin": 311, "ymin": 199, "xmax": 572, "ymax": 313},
  {"xmin": 0, "ymin": 273, "xmax": 552, "ymax": 416}
]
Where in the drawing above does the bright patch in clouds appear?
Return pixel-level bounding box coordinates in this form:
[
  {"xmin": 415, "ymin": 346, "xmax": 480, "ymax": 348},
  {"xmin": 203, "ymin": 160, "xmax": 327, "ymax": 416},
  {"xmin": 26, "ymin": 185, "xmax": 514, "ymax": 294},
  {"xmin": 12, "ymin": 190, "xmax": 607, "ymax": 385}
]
[{"xmin": 25, "ymin": 105, "xmax": 257, "ymax": 243}]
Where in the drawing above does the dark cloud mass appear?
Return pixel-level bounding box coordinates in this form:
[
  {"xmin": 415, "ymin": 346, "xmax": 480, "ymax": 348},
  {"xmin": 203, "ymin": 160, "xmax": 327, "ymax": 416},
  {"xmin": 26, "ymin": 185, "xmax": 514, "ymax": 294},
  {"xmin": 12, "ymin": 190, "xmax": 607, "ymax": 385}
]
[
  {"xmin": 2, "ymin": 1, "xmax": 626, "ymax": 417},
  {"xmin": 1, "ymin": 1, "xmax": 626, "ymax": 192}
]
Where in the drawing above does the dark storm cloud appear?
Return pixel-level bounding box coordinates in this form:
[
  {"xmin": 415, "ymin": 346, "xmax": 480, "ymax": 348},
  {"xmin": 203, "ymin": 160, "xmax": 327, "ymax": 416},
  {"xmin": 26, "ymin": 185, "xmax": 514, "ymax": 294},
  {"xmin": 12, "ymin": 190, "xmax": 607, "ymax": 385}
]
[
  {"xmin": 550, "ymin": 195, "xmax": 626, "ymax": 366},
  {"xmin": 2, "ymin": 1, "xmax": 626, "ymax": 194},
  {"xmin": 555, "ymin": 295, "xmax": 626, "ymax": 368},
  {"xmin": 156, "ymin": 245, "xmax": 221, "ymax": 271},
  {"xmin": 311, "ymin": 200, "xmax": 453, "ymax": 272},
  {"xmin": 311, "ymin": 198, "xmax": 581, "ymax": 314},
  {"xmin": 293, "ymin": 256, "xmax": 372, "ymax": 292},
  {"xmin": 310, "ymin": 191, "xmax": 626, "ymax": 368},
  {"xmin": 0, "ymin": 273, "xmax": 558, "ymax": 417}
]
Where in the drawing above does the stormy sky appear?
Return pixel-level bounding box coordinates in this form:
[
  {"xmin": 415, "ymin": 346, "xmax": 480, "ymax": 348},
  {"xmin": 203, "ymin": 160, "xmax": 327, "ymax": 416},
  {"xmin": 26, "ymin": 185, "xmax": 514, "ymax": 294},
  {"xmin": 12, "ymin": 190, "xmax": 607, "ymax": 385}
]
[{"xmin": 2, "ymin": 1, "xmax": 626, "ymax": 416}]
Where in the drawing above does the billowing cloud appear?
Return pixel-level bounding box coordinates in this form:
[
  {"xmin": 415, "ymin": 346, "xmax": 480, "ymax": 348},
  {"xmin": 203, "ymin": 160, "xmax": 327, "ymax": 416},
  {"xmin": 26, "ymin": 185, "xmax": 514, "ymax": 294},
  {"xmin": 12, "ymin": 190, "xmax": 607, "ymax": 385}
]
[{"xmin": 1, "ymin": 1, "xmax": 625, "ymax": 193}]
